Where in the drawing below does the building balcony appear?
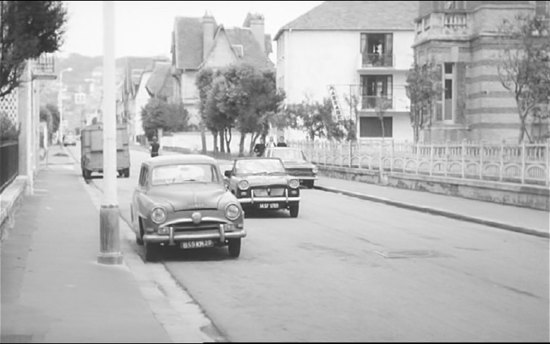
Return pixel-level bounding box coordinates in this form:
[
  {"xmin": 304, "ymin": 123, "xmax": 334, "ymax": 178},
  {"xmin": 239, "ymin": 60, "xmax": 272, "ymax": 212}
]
[
  {"xmin": 30, "ymin": 53, "xmax": 56, "ymax": 80},
  {"xmin": 361, "ymin": 53, "xmax": 393, "ymax": 68},
  {"xmin": 414, "ymin": 11, "xmax": 473, "ymax": 46},
  {"xmin": 361, "ymin": 96, "xmax": 393, "ymax": 110}
]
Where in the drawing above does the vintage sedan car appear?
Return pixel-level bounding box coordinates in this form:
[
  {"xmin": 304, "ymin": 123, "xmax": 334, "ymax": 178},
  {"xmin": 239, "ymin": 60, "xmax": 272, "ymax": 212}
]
[
  {"xmin": 224, "ymin": 157, "xmax": 301, "ymax": 217},
  {"xmin": 263, "ymin": 147, "xmax": 318, "ymax": 188},
  {"xmin": 63, "ymin": 132, "xmax": 77, "ymax": 146},
  {"xmin": 131, "ymin": 155, "xmax": 246, "ymax": 262}
]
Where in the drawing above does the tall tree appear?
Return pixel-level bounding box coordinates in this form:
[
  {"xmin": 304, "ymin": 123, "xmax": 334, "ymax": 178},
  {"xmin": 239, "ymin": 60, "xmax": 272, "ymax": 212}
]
[
  {"xmin": 39, "ymin": 103, "xmax": 59, "ymax": 142},
  {"xmin": 497, "ymin": 15, "xmax": 550, "ymax": 143},
  {"xmin": 405, "ymin": 60, "xmax": 442, "ymax": 143},
  {"xmin": 141, "ymin": 99, "xmax": 189, "ymax": 140},
  {"xmin": 0, "ymin": 1, "xmax": 67, "ymax": 97}
]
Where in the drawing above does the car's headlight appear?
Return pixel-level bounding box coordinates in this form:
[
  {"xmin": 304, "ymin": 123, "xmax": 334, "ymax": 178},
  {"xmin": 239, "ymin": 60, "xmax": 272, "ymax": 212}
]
[
  {"xmin": 312, "ymin": 166, "xmax": 318, "ymax": 174},
  {"xmin": 238, "ymin": 180, "xmax": 250, "ymax": 190},
  {"xmin": 225, "ymin": 204, "xmax": 241, "ymax": 221},
  {"xmin": 151, "ymin": 207, "xmax": 167, "ymax": 224},
  {"xmin": 289, "ymin": 179, "xmax": 300, "ymax": 189}
]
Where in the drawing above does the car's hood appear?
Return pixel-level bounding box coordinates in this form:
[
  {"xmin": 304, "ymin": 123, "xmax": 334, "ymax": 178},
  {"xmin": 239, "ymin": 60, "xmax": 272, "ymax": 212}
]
[
  {"xmin": 240, "ymin": 174, "xmax": 290, "ymax": 187},
  {"xmin": 148, "ymin": 184, "xmax": 227, "ymax": 211},
  {"xmin": 283, "ymin": 160, "xmax": 314, "ymax": 169}
]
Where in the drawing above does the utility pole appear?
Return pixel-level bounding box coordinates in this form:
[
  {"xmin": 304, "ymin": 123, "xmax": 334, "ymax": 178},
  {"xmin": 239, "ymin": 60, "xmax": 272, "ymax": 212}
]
[{"xmin": 98, "ymin": 0, "xmax": 122, "ymax": 265}]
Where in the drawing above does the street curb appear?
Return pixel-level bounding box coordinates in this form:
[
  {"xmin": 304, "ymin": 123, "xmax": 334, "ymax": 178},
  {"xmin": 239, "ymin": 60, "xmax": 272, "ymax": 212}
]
[
  {"xmin": 314, "ymin": 185, "xmax": 549, "ymax": 239},
  {"xmin": 0, "ymin": 176, "xmax": 28, "ymax": 242}
]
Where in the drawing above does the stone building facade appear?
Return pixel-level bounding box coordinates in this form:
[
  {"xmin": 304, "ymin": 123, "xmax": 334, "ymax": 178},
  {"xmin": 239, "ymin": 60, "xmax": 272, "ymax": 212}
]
[{"xmin": 413, "ymin": 0, "xmax": 550, "ymax": 143}]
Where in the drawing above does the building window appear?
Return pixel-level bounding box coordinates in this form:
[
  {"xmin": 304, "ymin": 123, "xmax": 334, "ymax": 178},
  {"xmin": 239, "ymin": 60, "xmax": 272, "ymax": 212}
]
[
  {"xmin": 443, "ymin": 62, "xmax": 454, "ymax": 121},
  {"xmin": 359, "ymin": 117, "xmax": 393, "ymax": 138},
  {"xmin": 360, "ymin": 33, "xmax": 393, "ymax": 67},
  {"xmin": 360, "ymin": 75, "xmax": 393, "ymax": 110}
]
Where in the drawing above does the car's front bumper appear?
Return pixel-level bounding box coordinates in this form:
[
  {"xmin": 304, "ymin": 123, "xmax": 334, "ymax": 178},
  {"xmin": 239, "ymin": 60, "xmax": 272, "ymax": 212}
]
[
  {"xmin": 143, "ymin": 225, "xmax": 246, "ymax": 245},
  {"xmin": 238, "ymin": 196, "xmax": 301, "ymax": 204}
]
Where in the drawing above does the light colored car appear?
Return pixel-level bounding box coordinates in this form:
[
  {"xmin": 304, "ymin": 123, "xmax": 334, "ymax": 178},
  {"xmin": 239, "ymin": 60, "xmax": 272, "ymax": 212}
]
[
  {"xmin": 63, "ymin": 132, "xmax": 77, "ymax": 146},
  {"xmin": 263, "ymin": 147, "xmax": 318, "ymax": 188},
  {"xmin": 224, "ymin": 157, "xmax": 301, "ymax": 217},
  {"xmin": 131, "ymin": 155, "xmax": 246, "ymax": 261}
]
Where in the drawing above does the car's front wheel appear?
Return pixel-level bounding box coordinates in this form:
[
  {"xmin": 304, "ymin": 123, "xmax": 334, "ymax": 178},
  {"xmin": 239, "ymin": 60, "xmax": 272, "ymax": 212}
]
[
  {"xmin": 228, "ymin": 239, "xmax": 241, "ymax": 258},
  {"xmin": 144, "ymin": 242, "xmax": 160, "ymax": 262},
  {"xmin": 289, "ymin": 203, "xmax": 299, "ymax": 218}
]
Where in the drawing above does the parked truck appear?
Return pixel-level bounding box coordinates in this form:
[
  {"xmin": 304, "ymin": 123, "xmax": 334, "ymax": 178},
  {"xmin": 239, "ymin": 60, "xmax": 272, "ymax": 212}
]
[{"xmin": 80, "ymin": 123, "xmax": 130, "ymax": 179}]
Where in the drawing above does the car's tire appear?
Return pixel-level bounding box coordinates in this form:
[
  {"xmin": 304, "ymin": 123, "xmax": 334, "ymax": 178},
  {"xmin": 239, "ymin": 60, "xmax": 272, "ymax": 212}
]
[
  {"xmin": 228, "ymin": 238, "xmax": 241, "ymax": 258},
  {"xmin": 289, "ymin": 203, "xmax": 299, "ymax": 218},
  {"xmin": 136, "ymin": 218, "xmax": 144, "ymax": 246},
  {"xmin": 144, "ymin": 242, "xmax": 160, "ymax": 262},
  {"xmin": 82, "ymin": 168, "xmax": 91, "ymax": 179},
  {"xmin": 124, "ymin": 168, "xmax": 130, "ymax": 178}
]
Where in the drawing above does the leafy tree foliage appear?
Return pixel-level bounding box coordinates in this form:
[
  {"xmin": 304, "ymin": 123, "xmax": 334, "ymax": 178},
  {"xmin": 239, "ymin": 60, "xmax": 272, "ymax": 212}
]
[
  {"xmin": 141, "ymin": 99, "xmax": 190, "ymax": 140},
  {"xmin": 405, "ymin": 60, "xmax": 442, "ymax": 143},
  {"xmin": 0, "ymin": 114, "xmax": 20, "ymax": 141},
  {"xmin": 196, "ymin": 63, "xmax": 284, "ymax": 156},
  {"xmin": 497, "ymin": 15, "xmax": 550, "ymax": 143},
  {"xmin": 284, "ymin": 98, "xmax": 352, "ymax": 141},
  {"xmin": 0, "ymin": 1, "xmax": 67, "ymax": 97}
]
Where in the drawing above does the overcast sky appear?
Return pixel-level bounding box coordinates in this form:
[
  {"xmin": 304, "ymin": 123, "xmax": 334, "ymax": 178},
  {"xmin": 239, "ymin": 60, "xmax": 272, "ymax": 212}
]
[{"xmin": 60, "ymin": 1, "xmax": 323, "ymax": 59}]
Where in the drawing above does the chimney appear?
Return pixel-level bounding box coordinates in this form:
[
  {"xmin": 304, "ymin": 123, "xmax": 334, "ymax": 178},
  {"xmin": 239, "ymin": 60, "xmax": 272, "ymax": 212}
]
[
  {"xmin": 202, "ymin": 12, "xmax": 216, "ymax": 60},
  {"xmin": 248, "ymin": 14, "xmax": 265, "ymax": 54}
]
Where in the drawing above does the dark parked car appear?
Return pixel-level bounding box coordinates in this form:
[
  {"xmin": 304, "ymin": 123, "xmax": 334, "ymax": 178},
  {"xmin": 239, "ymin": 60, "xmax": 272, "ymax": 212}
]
[
  {"xmin": 131, "ymin": 155, "xmax": 246, "ymax": 261},
  {"xmin": 263, "ymin": 147, "xmax": 318, "ymax": 188},
  {"xmin": 224, "ymin": 157, "xmax": 301, "ymax": 217}
]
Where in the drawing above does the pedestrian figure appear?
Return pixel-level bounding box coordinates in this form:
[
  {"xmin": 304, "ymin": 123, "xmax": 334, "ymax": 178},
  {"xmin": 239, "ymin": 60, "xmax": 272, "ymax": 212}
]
[
  {"xmin": 150, "ymin": 136, "xmax": 160, "ymax": 157},
  {"xmin": 266, "ymin": 136, "xmax": 276, "ymax": 148},
  {"xmin": 253, "ymin": 138, "xmax": 266, "ymax": 157},
  {"xmin": 276, "ymin": 136, "xmax": 287, "ymax": 147}
]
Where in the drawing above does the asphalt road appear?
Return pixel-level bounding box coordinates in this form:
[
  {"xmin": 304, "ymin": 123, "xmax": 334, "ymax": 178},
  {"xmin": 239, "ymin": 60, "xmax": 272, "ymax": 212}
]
[{"xmin": 68, "ymin": 145, "xmax": 550, "ymax": 342}]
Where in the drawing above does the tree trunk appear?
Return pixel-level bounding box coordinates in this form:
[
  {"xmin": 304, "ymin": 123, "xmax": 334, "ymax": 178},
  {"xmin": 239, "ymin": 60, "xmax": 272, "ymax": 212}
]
[
  {"xmin": 212, "ymin": 131, "xmax": 218, "ymax": 153},
  {"xmin": 249, "ymin": 131, "xmax": 261, "ymax": 156},
  {"xmin": 219, "ymin": 130, "xmax": 225, "ymax": 153},
  {"xmin": 238, "ymin": 132, "xmax": 246, "ymax": 157},
  {"xmin": 200, "ymin": 123, "xmax": 207, "ymax": 154},
  {"xmin": 225, "ymin": 127, "xmax": 232, "ymax": 154}
]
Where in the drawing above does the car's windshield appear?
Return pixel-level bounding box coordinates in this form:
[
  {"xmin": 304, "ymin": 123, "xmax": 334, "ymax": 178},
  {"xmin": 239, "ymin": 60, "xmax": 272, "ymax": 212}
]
[
  {"xmin": 234, "ymin": 159, "xmax": 286, "ymax": 175},
  {"xmin": 269, "ymin": 148, "xmax": 306, "ymax": 162},
  {"xmin": 152, "ymin": 164, "xmax": 220, "ymax": 185}
]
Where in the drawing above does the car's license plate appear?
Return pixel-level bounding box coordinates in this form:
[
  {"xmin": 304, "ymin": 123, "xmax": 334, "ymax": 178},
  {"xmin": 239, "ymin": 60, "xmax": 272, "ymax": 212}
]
[
  {"xmin": 259, "ymin": 203, "xmax": 279, "ymax": 209},
  {"xmin": 181, "ymin": 240, "xmax": 214, "ymax": 249}
]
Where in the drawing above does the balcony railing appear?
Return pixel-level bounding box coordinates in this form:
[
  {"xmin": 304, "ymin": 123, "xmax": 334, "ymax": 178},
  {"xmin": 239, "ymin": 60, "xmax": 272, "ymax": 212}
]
[
  {"xmin": 361, "ymin": 53, "xmax": 393, "ymax": 68},
  {"xmin": 31, "ymin": 53, "xmax": 56, "ymax": 79},
  {"xmin": 0, "ymin": 141, "xmax": 19, "ymax": 193},
  {"xmin": 444, "ymin": 13, "xmax": 467, "ymax": 30},
  {"xmin": 361, "ymin": 96, "xmax": 393, "ymax": 110}
]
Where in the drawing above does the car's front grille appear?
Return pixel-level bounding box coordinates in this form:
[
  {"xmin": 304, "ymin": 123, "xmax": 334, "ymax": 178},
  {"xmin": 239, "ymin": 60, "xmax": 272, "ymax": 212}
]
[
  {"xmin": 252, "ymin": 187, "xmax": 285, "ymax": 197},
  {"xmin": 286, "ymin": 168, "xmax": 313, "ymax": 177},
  {"xmin": 171, "ymin": 220, "xmax": 223, "ymax": 232}
]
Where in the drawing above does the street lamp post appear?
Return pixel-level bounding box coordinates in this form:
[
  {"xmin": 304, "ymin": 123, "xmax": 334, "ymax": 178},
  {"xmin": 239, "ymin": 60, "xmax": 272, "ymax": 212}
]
[
  {"xmin": 57, "ymin": 67, "xmax": 73, "ymax": 144},
  {"xmin": 98, "ymin": 0, "xmax": 122, "ymax": 265}
]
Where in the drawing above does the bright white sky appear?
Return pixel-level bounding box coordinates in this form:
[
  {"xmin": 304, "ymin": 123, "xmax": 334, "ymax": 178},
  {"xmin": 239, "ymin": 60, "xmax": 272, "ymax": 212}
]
[{"xmin": 60, "ymin": 1, "xmax": 323, "ymax": 59}]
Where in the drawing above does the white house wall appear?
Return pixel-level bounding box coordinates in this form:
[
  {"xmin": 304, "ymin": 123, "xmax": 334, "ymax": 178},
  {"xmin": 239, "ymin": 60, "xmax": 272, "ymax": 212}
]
[{"xmin": 279, "ymin": 30, "xmax": 359, "ymax": 104}]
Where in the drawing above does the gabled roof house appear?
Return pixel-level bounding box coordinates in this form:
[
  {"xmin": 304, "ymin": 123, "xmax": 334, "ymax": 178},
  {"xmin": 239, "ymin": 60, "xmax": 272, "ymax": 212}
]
[{"xmin": 171, "ymin": 12, "xmax": 274, "ymax": 126}]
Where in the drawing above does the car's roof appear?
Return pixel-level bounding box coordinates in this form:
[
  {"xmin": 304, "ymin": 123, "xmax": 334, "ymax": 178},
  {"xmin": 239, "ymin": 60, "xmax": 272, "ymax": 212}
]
[
  {"xmin": 145, "ymin": 154, "xmax": 218, "ymax": 167},
  {"xmin": 234, "ymin": 157, "xmax": 282, "ymax": 161}
]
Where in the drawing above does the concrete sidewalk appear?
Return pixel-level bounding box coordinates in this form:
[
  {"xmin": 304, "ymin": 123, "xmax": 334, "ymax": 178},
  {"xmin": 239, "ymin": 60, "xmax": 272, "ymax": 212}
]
[
  {"xmin": 1, "ymin": 145, "xmax": 182, "ymax": 343},
  {"xmin": 315, "ymin": 176, "xmax": 549, "ymax": 238}
]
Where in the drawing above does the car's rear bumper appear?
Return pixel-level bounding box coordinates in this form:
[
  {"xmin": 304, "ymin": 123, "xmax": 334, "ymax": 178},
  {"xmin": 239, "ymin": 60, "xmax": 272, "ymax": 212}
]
[{"xmin": 143, "ymin": 226, "xmax": 246, "ymax": 245}]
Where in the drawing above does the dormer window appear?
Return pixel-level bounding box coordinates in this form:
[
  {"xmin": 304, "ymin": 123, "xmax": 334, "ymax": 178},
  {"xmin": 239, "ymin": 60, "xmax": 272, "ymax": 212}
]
[{"xmin": 232, "ymin": 44, "xmax": 244, "ymax": 58}]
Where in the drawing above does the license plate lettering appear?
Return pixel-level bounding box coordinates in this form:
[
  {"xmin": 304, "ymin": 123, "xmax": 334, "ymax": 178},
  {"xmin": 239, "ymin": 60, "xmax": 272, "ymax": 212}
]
[
  {"xmin": 181, "ymin": 240, "xmax": 214, "ymax": 249},
  {"xmin": 259, "ymin": 203, "xmax": 279, "ymax": 209}
]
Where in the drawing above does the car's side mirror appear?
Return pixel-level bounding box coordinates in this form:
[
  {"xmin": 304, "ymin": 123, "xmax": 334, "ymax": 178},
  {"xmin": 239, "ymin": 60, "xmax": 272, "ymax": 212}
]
[{"xmin": 224, "ymin": 170, "xmax": 232, "ymax": 178}]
